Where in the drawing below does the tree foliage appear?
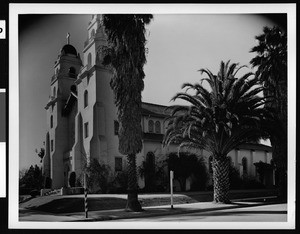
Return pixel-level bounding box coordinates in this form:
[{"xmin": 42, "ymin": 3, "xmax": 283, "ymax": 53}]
[
  {"xmin": 250, "ymin": 26, "xmax": 287, "ymax": 102},
  {"xmin": 19, "ymin": 165, "xmax": 44, "ymax": 193},
  {"xmin": 250, "ymin": 26, "xmax": 287, "ymax": 198},
  {"xmin": 35, "ymin": 147, "xmax": 45, "ymax": 163},
  {"xmin": 84, "ymin": 158, "xmax": 112, "ymax": 194},
  {"xmin": 166, "ymin": 152, "xmax": 208, "ymax": 191},
  {"xmin": 102, "ymin": 14, "xmax": 153, "ymax": 155},
  {"xmin": 138, "ymin": 155, "xmax": 166, "ymax": 192},
  {"xmin": 102, "ymin": 14, "xmax": 153, "ymax": 211},
  {"xmin": 163, "ymin": 60, "xmax": 269, "ymax": 203},
  {"xmin": 164, "ymin": 60, "xmax": 268, "ymax": 157}
]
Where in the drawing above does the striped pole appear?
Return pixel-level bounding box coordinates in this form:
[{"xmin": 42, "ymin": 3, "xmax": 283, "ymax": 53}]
[
  {"xmin": 84, "ymin": 173, "xmax": 88, "ymax": 218},
  {"xmin": 170, "ymin": 170, "xmax": 174, "ymax": 209}
]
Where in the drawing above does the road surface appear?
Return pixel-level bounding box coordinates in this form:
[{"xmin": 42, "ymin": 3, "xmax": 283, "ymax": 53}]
[{"xmin": 111, "ymin": 203, "xmax": 287, "ymax": 222}]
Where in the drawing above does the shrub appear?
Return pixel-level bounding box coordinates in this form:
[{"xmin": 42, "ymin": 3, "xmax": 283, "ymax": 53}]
[
  {"xmin": 19, "ymin": 165, "xmax": 44, "ymax": 194},
  {"xmin": 29, "ymin": 189, "xmax": 40, "ymax": 198},
  {"xmin": 241, "ymin": 176, "xmax": 265, "ymax": 189},
  {"xmin": 229, "ymin": 165, "xmax": 243, "ymax": 189},
  {"xmin": 69, "ymin": 172, "xmax": 76, "ymax": 188},
  {"xmin": 108, "ymin": 170, "xmax": 128, "ymax": 194},
  {"xmin": 84, "ymin": 158, "xmax": 113, "ymax": 194},
  {"xmin": 44, "ymin": 177, "xmax": 52, "ymax": 189},
  {"xmin": 166, "ymin": 152, "xmax": 209, "ymax": 192},
  {"xmin": 138, "ymin": 156, "xmax": 167, "ymax": 192}
]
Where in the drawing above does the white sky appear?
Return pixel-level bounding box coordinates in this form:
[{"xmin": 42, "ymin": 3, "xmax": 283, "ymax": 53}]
[{"xmin": 19, "ymin": 13, "xmax": 279, "ymax": 170}]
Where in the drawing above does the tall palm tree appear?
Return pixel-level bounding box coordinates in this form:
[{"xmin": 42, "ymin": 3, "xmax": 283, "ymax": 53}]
[
  {"xmin": 102, "ymin": 14, "xmax": 153, "ymax": 211},
  {"xmin": 250, "ymin": 26, "xmax": 287, "ymax": 198},
  {"xmin": 164, "ymin": 61, "xmax": 269, "ymax": 203}
]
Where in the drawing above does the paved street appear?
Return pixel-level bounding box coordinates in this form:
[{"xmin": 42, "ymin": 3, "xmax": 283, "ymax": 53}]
[{"xmin": 110, "ymin": 203, "xmax": 287, "ymax": 222}]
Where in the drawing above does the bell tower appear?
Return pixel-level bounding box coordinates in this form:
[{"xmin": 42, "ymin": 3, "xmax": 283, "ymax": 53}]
[
  {"xmin": 43, "ymin": 33, "xmax": 82, "ymax": 189},
  {"xmin": 72, "ymin": 14, "xmax": 120, "ymax": 177}
]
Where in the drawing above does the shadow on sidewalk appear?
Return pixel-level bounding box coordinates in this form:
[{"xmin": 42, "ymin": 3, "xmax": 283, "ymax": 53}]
[{"xmin": 73, "ymin": 200, "xmax": 287, "ymax": 222}]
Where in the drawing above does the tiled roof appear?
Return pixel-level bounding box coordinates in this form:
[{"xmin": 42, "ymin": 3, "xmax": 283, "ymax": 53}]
[
  {"xmin": 141, "ymin": 102, "xmax": 173, "ymax": 118},
  {"xmin": 237, "ymin": 143, "xmax": 272, "ymax": 152}
]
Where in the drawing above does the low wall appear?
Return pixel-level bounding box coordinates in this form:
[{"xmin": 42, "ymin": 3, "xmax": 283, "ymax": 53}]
[
  {"xmin": 62, "ymin": 187, "xmax": 84, "ymax": 195},
  {"xmin": 40, "ymin": 189, "xmax": 52, "ymax": 196}
]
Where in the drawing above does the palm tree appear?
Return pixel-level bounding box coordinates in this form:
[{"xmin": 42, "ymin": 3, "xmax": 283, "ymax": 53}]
[
  {"xmin": 164, "ymin": 61, "xmax": 269, "ymax": 203},
  {"xmin": 102, "ymin": 14, "xmax": 153, "ymax": 211},
  {"xmin": 250, "ymin": 26, "xmax": 287, "ymax": 198}
]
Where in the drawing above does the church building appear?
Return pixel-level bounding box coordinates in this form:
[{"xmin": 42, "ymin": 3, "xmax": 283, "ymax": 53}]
[{"xmin": 42, "ymin": 15, "xmax": 274, "ymax": 191}]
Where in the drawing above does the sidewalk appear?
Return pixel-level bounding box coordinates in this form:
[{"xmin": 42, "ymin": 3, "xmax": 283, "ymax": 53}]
[{"xmin": 19, "ymin": 196, "xmax": 282, "ymax": 222}]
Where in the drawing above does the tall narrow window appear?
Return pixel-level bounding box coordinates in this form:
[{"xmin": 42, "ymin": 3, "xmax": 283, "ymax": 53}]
[
  {"xmin": 114, "ymin": 120, "xmax": 119, "ymax": 135},
  {"xmin": 209, "ymin": 156, "xmax": 213, "ymax": 173},
  {"xmin": 53, "ymin": 87, "xmax": 56, "ymax": 97},
  {"xmin": 50, "ymin": 115, "xmax": 53, "ymax": 128},
  {"xmin": 84, "ymin": 90, "xmax": 88, "ymax": 108},
  {"xmin": 155, "ymin": 121, "xmax": 161, "ymax": 134},
  {"xmin": 115, "ymin": 157, "xmax": 123, "ymax": 172},
  {"xmin": 84, "ymin": 122, "xmax": 89, "ymax": 138},
  {"xmin": 91, "ymin": 29, "xmax": 95, "ymax": 38},
  {"xmin": 148, "ymin": 120, "xmax": 154, "ymax": 133},
  {"xmin": 69, "ymin": 67, "xmax": 76, "ymax": 78},
  {"xmin": 87, "ymin": 53, "xmax": 92, "ymax": 69},
  {"xmin": 51, "ymin": 140, "xmax": 54, "ymax": 152},
  {"xmin": 242, "ymin": 157, "xmax": 248, "ymax": 176}
]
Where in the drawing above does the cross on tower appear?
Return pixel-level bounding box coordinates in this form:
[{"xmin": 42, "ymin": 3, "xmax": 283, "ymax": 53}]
[{"xmin": 66, "ymin": 32, "xmax": 70, "ymax": 44}]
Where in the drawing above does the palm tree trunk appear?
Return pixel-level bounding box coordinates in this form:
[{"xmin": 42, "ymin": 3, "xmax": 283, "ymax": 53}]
[
  {"xmin": 126, "ymin": 153, "xmax": 142, "ymax": 212},
  {"xmin": 271, "ymin": 136, "xmax": 287, "ymax": 200},
  {"xmin": 212, "ymin": 156, "xmax": 231, "ymax": 203}
]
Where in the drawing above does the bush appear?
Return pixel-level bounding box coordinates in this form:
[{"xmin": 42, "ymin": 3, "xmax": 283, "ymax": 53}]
[
  {"xmin": 229, "ymin": 164, "xmax": 265, "ymax": 190},
  {"xmin": 138, "ymin": 156, "xmax": 167, "ymax": 192},
  {"xmin": 108, "ymin": 170, "xmax": 128, "ymax": 194},
  {"xmin": 190, "ymin": 158, "xmax": 209, "ymax": 191},
  {"xmin": 44, "ymin": 177, "xmax": 52, "ymax": 189},
  {"xmin": 69, "ymin": 172, "xmax": 76, "ymax": 187},
  {"xmin": 29, "ymin": 189, "xmax": 40, "ymax": 198},
  {"xmin": 19, "ymin": 165, "xmax": 44, "ymax": 194},
  {"xmin": 229, "ymin": 165, "xmax": 243, "ymax": 189},
  {"xmin": 84, "ymin": 158, "xmax": 113, "ymax": 194},
  {"xmin": 19, "ymin": 188, "xmax": 34, "ymax": 195},
  {"xmin": 166, "ymin": 152, "xmax": 209, "ymax": 192},
  {"xmin": 241, "ymin": 176, "xmax": 265, "ymax": 189}
]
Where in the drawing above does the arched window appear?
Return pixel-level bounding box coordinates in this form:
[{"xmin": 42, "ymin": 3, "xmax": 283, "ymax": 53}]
[
  {"xmin": 69, "ymin": 67, "xmax": 76, "ymax": 78},
  {"xmin": 84, "ymin": 90, "xmax": 88, "ymax": 108},
  {"xmin": 242, "ymin": 157, "xmax": 248, "ymax": 175},
  {"xmin": 84, "ymin": 122, "xmax": 89, "ymax": 138},
  {"xmin": 209, "ymin": 156, "xmax": 213, "ymax": 173},
  {"xmin": 51, "ymin": 140, "xmax": 54, "ymax": 152},
  {"xmin": 87, "ymin": 53, "xmax": 92, "ymax": 69},
  {"xmin": 155, "ymin": 121, "xmax": 161, "ymax": 134},
  {"xmin": 91, "ymin": 29, "xmax": 95, "ymax": 38},
  {"xmin": 148, "ymin": 120, "xmax": 154, "ymax": 133},
  {"xmin": 50, "ymin": 115, "xmax": 53, "ymax": 128}
]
